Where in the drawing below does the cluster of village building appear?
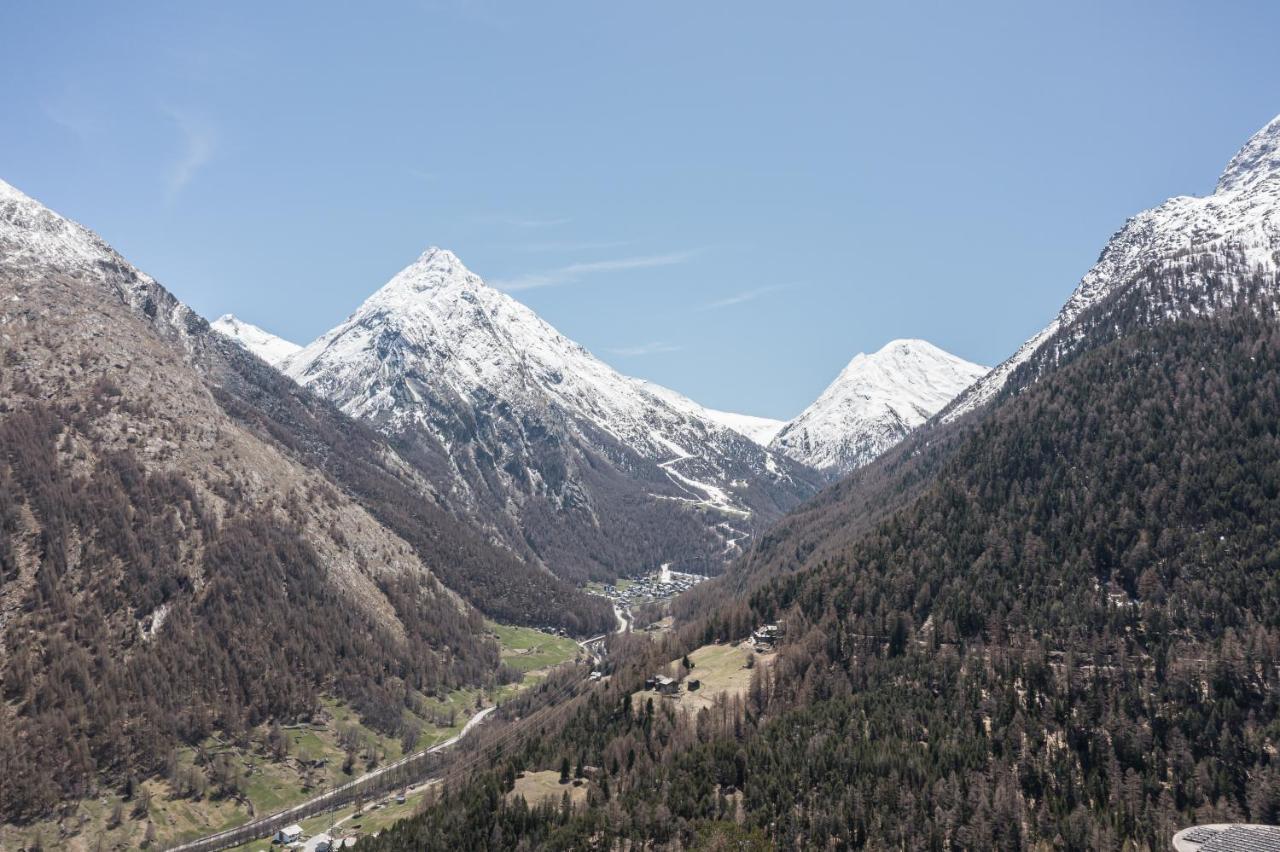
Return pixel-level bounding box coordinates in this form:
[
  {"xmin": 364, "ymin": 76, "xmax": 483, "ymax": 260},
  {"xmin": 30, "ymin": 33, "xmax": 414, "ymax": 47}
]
[
  {"xmin": 643, "ymin": 673, "xmax": 694, "ymax": 696},
  {"xmin": 597, "ymin": 568, "xmax": 707, "ymax": 608},
  {"xmin": 270, "ymin": 793, "xmax": 408, "ymax": 850}
]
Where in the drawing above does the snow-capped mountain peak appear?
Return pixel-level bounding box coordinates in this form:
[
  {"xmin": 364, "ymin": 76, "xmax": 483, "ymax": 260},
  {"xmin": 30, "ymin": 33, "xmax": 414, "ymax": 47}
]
[
  {"xmin": 947, "ymin": 112, "xmax": 1280, "ymax": 422},
  {"xmin": 770, "ymin": 339, "xmax": 986, "ymax": 474},
  {"xmin": 362, "ymin": 247, "xmax": 483, "ymax": 307},
  {"xmin": 286, "ymin": 243, "xmax": 778, "ymax": 468},
  {"xmin": 211, "ymin": 314, "xmax": 301, "ymax": 366},
  {"xmin": 1217, "ymin": 114, "xmax": 1280, "ymax": 195},
  {"xmin": 282, "ymin": 246, "xmax": 822, "ymax": 576}
]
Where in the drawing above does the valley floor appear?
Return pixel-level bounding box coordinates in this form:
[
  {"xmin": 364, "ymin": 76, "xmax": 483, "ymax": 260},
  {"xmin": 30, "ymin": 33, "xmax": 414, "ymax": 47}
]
[{"xmin": 0, "ymin": 623, "xmax": 581, "ymax": 852}]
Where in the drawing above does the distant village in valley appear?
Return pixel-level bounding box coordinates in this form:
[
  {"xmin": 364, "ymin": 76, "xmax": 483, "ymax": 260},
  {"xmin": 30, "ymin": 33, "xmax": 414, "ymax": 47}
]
[
  {"xmin": 577, "ymin": 564, "xmax": 709, "ymax": 631},
  {"xmin": 597, "ymin": 564, "xmax": 705, "ymax": 605}
]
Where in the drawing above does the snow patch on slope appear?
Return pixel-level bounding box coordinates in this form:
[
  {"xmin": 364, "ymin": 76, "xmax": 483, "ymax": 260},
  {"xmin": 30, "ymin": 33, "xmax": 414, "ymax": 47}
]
[
  {"xmin": 703, "ymin": 409, "xmax": 787, "ymax": 446},
  {"xmin": 0, "ymin": 179, "xmax": 116, "ymax": 272},
  {"xmin": 0, "ymin": 178, "xmax": 201, "ymax": 346}
]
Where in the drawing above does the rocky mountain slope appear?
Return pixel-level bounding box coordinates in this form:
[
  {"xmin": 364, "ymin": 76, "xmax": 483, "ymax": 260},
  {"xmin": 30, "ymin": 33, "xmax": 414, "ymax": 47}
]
[
  {"xmin": 770, "ymin": 339, "xmax": 986, "ymax": 474},
  {"xmin": 946, "ymin": 113, "xmax": 1280, "ymax": 421},
  {"xmin": 277, "ymin": 248, "xmax": 824, "ymax": 581},
  {"xmin": 0, "ymin": 178, "xmax": 608, "ymax": 820}
]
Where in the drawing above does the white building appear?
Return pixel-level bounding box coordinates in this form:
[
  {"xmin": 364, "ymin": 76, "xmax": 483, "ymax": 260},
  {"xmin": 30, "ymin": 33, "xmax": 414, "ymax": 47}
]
[
  {"xmin": 275, "ymin": 823, "xmax": 303, "ymax": 844},
  {"xmin": 303, "ymin": 833, "xmax": 333, "ymax": 852}
]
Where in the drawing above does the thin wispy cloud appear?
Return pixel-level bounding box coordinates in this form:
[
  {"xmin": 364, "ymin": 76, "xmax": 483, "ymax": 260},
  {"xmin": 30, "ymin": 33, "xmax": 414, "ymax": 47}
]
[
  {"xmin": 165, "ymin": 108, "xmax": 217, "ymax": 202},
  {"xmin": 514, "ymin": 239, "xmax": 630, "ymax": 253},
  {"xmin": 486, "ymin": 215, "xmax": 573, "ymax": 229},
  {"xmin": 699, "ymin": 283, "xmax": 789, "ymax": 311},
  {"xmin": 43, "ymin": 98, "xmax": 101, "ymax": 142},
  {"xmin": 608, "ymin": 341, "xmax": 684, "ymax": 357},
  {"xmin": 491, "ymin": 250, "xmax": 698, "ymax": 292}
]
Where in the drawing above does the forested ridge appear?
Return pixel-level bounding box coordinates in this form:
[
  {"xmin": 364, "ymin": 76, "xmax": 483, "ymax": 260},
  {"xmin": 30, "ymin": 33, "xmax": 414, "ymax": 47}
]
[
  {"xmin": 0, "ymin": 389, "xmax": 510, "ymax": 822},
  {"xmin": 680, "ymin": 252, "xmax": 1280, "ymax": 616},
  {"xmin": 363, "ymin": 311, "xmax": 1280, "ymax": 850}
]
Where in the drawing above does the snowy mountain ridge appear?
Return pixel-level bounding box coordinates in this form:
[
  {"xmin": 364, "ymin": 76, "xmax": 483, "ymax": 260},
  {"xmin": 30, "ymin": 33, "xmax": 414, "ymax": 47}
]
[
  {"xmin": 632, "ymin": 380, "xmax": 786, "ymax": 446},
  {"xmin": 211, "ymin": 314, "xmax": 301, "ymax": 366},
  {"xmin": 218, "ymin": 244, "xmax": 987, "ymax": 526},
  {"xmin": 1, "ymin": 178, "xmax": 132, "ymax": 275},
  {"xmin": 946, "ymin": 113, "xmax": 1280, "ymax": 421},
  {"xmin": 698, "ymin": 409, "xmax": 787, "ymax": 446},
  {"xmin": 770, "ymin": 339, "xmax": 987, "ymax": 474}
]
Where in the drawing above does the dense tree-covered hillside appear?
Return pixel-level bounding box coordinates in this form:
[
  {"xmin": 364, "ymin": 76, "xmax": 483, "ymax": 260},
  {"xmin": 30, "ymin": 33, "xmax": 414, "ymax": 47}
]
[
  {"xmin": 0, "ymin": 396, "xmax": 505, "ymax": 822},
  {"xmin": 364, "ymin": 311, "xmax": 1280, "ymax": 850}
]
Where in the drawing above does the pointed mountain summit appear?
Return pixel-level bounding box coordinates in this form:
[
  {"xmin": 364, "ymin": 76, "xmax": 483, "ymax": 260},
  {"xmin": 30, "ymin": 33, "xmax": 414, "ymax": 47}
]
[
  {"xmin": 211, "ymin": 314, "xmax": 300, "ymax": 366},
  {"xmin": 282, "ymin": 247, "xmax": 824, "ymax": 580},
  {"xmin": 948, "ymin": 112, "xmax": 1280, "ymax": 420},
  {"xmin": 362, "ymin": 246, "xmax": 484, "ymax": 301},
  {"xmin": 770, "ymin": 339, "xmax": 986, "ymax": 474}
]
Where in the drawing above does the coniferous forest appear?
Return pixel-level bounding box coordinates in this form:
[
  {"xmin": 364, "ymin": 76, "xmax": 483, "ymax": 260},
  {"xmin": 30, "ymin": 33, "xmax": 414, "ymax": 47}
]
[
  {"xmin": 0, "ymin": 395, "xmax": 503, "ymax": 821},
  {"xmin": 363, "ymin": 310, "xmax": 1280, "ymax": 850}
]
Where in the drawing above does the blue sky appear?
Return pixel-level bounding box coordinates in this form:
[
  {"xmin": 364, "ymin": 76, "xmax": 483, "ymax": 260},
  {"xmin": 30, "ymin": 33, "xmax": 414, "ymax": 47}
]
[{"xmin": 3, "ymin": 1, "xmax": 1278, "ymax": 418}]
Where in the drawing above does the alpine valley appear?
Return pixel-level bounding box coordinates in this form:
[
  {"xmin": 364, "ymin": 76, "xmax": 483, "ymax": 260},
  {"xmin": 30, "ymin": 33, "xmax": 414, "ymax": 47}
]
[
  {"xmin": 4, "ymin": 31, "xmax": 1280, "ymax": 852},
  {"xmin": 0, "ymin": 172, "xmax": 980, "ymax": 848}
]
